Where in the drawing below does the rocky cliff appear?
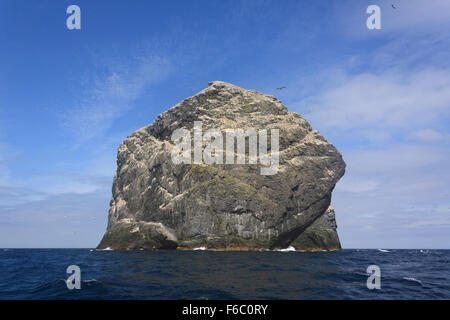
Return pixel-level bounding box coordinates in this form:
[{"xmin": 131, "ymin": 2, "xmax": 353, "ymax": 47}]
[{"xmin": 97, "ymin": 81, "xmax": 345, "ymax": 251}]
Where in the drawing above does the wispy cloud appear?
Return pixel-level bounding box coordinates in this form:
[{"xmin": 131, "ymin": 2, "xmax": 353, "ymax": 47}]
[
  {"xmin": 406, "ymin": 219, "xmax": 450, "ymax": 229},
  {"xmin": 0, "ymin": 137, "xmax": 116, "ymax": 208},
  {"xmin": 62, "ymin": 54, "xmax": 173, "ymax": 142},
  {"xmin": 299, "ymin": 68, "xmax": 450, "ymax": 143},
  {"xmin": 0, "ymin": 47, "xmax": 175, "ymax": 241},
  {"xmin": 410, "ymin": 129, "xmax": 450, "ymax": 142},
  {"xmin": 0, "ymin": 192, "xmax": 109, "ymax": 248},
  {"xmin": 282, "ymin": 3, "xmax": 450, "ymax": 247},
  {"xmin": 0, "ymin": 154, "xmax": 8, "ymax": 186}
]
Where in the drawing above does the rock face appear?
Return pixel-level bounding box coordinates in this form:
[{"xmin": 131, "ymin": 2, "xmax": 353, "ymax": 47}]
[{"xmin": 97, "ymin": 81, "xmax": 345, "ymax": 251}]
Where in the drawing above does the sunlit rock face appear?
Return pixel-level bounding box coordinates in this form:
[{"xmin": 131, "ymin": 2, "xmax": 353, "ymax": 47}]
[{"xmin": 97, "ymin": 81, "xmax": 345, "ymax": 251}]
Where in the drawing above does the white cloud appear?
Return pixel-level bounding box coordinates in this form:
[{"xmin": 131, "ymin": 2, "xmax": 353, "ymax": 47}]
[
  {"xmin": 406, "ymin": 219, "xmax": 450, "ymax": 229},
  {"xmin": 335, "ymin": 144, "xmax": 450, "ymax": 204},
  {"xmin": 301, "ymin": 68, "xmax": 450, "ymax": 139},
  {"xmin": 28, "ymin": 175, "xmax": 102, "ymax": 195},
  {"xmin": 0, "ymin": 143, "xmax": 11, "ymax": 185},
  {"xmin": 0, "ymin": 186, "xmax": 47, "ymax": 206},
  {"xmin": 0, "ymin": 192, "xmax": 109, "ymax": 248},
  {"xmin": 338, "ymin": 176, "xmax": 379, "ymax": 193},
  {"xmin": 62, "ymin": 55, "xmax": 173, "ymax": 142},
  {"xmin": 0, "ymin": 173, "xmax": 111, "ymax": 208},
  {"xmin": 410, "ymin": 129, "xmax": 449, "ymax": 142},
  {"xmin": 332, "ymin": 144, "xmax": 450, "ymax": 248},
  {"xmin": 343, "ymin": 145, "xmax": 447, "ymax": 175},
  {"xmin": 286, "ymin": 33, "xmax": 450, "ymax": 247},
  {"xmin": 0, "ymin": 138, "xmax": 115, "ymax": 207},
  {"xmin": 0, "ymin": 160, "xmax": 8, "ymax": 186}
]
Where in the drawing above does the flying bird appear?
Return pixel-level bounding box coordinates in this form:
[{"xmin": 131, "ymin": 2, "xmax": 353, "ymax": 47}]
[
  {"xmin": 392, "ymin": 4, "xmax": 396, "ymax": 9},
  {"xmin": 276, "ymin": 86, "xmax": 286, "ymax": 90}
]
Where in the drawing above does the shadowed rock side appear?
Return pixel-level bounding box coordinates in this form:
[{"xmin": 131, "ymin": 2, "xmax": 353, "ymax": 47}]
[
  {"xmin": 291, "ymin": 206, "xmax": 341, "ymax": 251},
  {"xmin": 97, "ymin": 81, "xmax": 345, "ymax": 251}
]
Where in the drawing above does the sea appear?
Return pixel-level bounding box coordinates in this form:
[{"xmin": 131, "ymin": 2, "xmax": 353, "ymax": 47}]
[{"xmin": 0, "ymin": 249, "xmax": 448, "ymax": 300}]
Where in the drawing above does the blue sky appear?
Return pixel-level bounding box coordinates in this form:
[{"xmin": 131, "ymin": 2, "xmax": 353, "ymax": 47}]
[{"xmin": 0, "ymin": 0, "xmax": 449, "ymax": 248}]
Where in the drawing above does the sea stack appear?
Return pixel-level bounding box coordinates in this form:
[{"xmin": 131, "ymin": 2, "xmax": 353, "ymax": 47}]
[{"xmin": 97, "ymin": 81, "xmax": 345, "ymax": 251}]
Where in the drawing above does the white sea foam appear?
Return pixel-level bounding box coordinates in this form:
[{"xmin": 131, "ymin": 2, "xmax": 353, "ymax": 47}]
[
  {"xmin": 377, "ymin": 249, "xmax": 390, "ymax": 252},
  {"xmin": 403, "ymin": 277, "xmax": 422, "ymax": 285},
  {"xmin": 83, "ymin": 279, "xmax": 99, "ymax": 283},
  {"xmin": 279, "ymin": 246, "xmax": 296, "ymax": 252},
  {"xmin": 193, "ymin": 247, "xmax": 206, "ymax": 251}
]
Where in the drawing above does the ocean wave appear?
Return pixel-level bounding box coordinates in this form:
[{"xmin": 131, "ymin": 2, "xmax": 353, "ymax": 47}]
[
  {"xmin": 402, "ymin": 277, "xmax": 423, "ymax": 285},
  {"xmin": 83, "ymin": 279, "xmax": 100, "ymax": 283},
  {"xmin": 377, "ymin": 249, "xmax": 390, "ymax": 253},
  {"xmin": 30, "ymin": 279, "xmax": 66, "ymax": 294},
  {"xmin": 3, "ymin": 249, "xmax": 448, "ymax": 299},
  {"xmin": 193, "ymin": 247, "xmax": 206, "ymax": 251}
]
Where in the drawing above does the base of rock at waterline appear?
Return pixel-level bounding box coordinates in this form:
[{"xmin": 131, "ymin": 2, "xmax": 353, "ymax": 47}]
[
  {"xmin": 96, "ymin": 245, "xmax": 342, "ymax": 252},
  {"xmin": 96, "ymin": 204, "xmax": 342, "ymax": 252}
]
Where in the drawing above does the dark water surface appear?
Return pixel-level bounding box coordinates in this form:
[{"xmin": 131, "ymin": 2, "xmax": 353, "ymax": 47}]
[{"xmin": 0, "ymin": 249, "xmax": 448, "ymax": 299}]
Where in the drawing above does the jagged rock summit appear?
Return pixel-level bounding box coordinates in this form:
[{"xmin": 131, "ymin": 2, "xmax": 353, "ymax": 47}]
[{"xmin": 97, "ymin": 81, "xmax": 345, "ymax": 251}]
